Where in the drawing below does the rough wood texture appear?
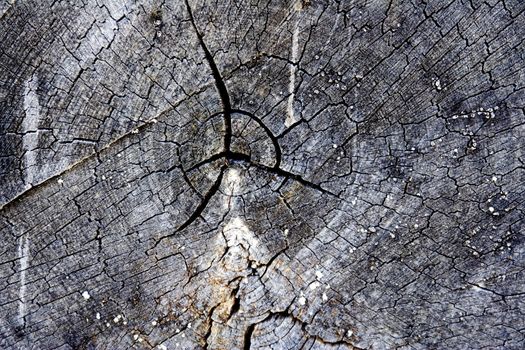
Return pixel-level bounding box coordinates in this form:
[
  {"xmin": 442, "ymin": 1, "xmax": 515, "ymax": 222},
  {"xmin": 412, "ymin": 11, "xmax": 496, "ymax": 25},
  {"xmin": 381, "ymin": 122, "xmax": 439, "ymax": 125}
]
[{"xmin": 1, "ymin": 0, "xmax": 525, "ymax": 349}]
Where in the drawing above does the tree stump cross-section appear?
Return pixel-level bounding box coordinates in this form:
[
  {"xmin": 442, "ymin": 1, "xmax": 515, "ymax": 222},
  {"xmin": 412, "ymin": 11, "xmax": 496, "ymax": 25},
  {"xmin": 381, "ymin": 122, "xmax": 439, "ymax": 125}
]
[{"xmin": 1, "ymin": 0, "xmax": 525, "ymax": 349}]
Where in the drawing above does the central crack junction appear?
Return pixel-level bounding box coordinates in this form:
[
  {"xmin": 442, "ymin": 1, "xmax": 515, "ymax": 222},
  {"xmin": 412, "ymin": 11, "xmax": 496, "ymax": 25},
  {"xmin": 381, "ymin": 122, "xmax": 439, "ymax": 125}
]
[{"xmin": 176, "ymin": 0, "xmax": 339, "ymax": 235}]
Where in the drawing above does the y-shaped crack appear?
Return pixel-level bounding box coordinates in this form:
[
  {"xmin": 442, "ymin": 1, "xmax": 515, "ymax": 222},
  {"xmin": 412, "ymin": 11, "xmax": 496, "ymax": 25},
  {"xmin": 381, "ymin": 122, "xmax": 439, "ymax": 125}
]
[{"xmin": 164, "ymin": 1, "xmax": 341, "ymax": 240}]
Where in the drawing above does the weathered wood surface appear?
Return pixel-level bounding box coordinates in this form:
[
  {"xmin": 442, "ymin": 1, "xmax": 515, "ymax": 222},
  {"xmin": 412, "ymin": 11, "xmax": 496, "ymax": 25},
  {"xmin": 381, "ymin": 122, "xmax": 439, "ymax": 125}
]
[{"xmin": 1, "ymin": 0, "xmax": 525, "ymax": 349}]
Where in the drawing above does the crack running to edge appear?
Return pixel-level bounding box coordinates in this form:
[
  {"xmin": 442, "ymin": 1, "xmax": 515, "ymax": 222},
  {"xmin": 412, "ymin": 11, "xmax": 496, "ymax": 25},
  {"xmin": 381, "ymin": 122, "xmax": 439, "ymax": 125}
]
[
  {"xmin": 160, "ymin": 1, "xmax": 341, "ymax": 242},
  {"xmin": 185, "ymin": 0, "xmax": 232, "ymax": 152}
]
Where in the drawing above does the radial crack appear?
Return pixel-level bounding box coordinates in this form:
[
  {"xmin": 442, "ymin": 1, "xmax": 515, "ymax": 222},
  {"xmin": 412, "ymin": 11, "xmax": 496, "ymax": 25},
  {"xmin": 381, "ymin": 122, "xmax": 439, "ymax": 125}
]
[{"xmin": 184, "ymin": 0, "xmax": 233, "ymax": 152}]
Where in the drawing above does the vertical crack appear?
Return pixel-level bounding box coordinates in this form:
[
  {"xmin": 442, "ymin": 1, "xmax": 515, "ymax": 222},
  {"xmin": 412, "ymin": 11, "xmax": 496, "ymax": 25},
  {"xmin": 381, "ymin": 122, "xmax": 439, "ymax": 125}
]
[
  {"xmin": 184, "ymin": 0, "xmax": 232, "ymax": 152},
  {"xmin": 243, "ymin": 323, "xmax": 255, "ymax": 350}
]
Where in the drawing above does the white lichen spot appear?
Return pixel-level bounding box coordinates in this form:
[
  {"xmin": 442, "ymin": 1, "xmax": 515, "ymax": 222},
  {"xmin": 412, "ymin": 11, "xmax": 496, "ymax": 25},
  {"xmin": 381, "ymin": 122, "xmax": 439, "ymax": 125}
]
[
  {"xmin": 152, "ymin": 320, "xmax": 157, "ymax": 326},
  {"xmin": 113, "ymin": 314, "xmax": 123, "ymax": 323},
  {"xmin": 57, "ymin": 178, "xmax": 64, "ymax": 184},
  {"xmin": 322, "ymin": 292, "xmax": 328, "ymax": 301},
  {"xmin": 82, "ymin": 291, "xmax": 91, "ymax": 300},
  {"xmin": 347, "ymin": 329, "xmax": 353, "ymax": 337},
  {"xmin": 158, "ymin": 345, "xmax": 167, "ymax": 350},
  {"xmin": 298, "ymin": 296, "xmax": 307, "ymax": 305},
  {"xmin": 310, "ymin": 281, "xmax": 321, "ymax": 290},
  {"xmin": 488, "ymin": 207, "xmax": 495, "ymax": 213},
  {"xmin": 315, "ymin": 270, "xmax": 323, "ymax": 279},
  {"xmin": 390, "ymin": 233, "xmax": 396, "ymax": 239},
  {"xmin": 96, "ymin": 312, "xmax": 101, "ymax": 320}
]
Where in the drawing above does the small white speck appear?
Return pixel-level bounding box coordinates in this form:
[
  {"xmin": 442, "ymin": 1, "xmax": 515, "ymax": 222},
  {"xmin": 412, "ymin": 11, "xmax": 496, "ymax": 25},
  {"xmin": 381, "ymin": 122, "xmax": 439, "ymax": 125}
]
[
  {"xmin": 158, "ymin": 345, "xmax": 167, "ymax": 350},
  {"xmin": 488, "ymin": 207, "xmax": 495, "ymax": 213},
  {"xmin": 310, "ymin": 281, "xmax": 321, "ymax": 290},
  {"xmin": 187, "ymin": 322, "xmax": 192, "ymax": 328},
  {"xmin": 82, "ymin": 291, "xmax": 91, "ymax": 300},
  {"xmin": 96, "ymin": 312, "xmax": 100, "ymax": 320},
  {"xmin": 390, "ymin": 233, "xmax": 396, "ymax": 239},
  {"xmin": 347, "ymin": 329, "xmax": 353, "ymax": 337},
  {"xmin": 132, "ymin": 129, "xmax": 139, "ymax": 134},
  {"xmin": 315, "ymin": 270, "xmax": 323, "ymax": 279},
  {"xmin": 322, "ymin": 292, "xmax": 328, "ymax": 301},
  {"xmin": 298, "ymin": 296, "xmax": 306, "ymax": 305},
  {"xmin": 414, "ymin": 224, "xmax": 419, "ymax": 229},
  {"xmin": 152, "ymin": 320, "xmax": 157, "ymax": 326},
  {"xmin": 57, "ymin": 178, "xmax": 64, "ymax": 184},
  {"xmin": 284, "ymin": 229, "xmax": 289, "ymax": 236},
  {"xmin": 434, "ymin": 79, "xmax": 442, "ymax": 91},
  {"xmin": 332, "ymin": 144, "xmax": 338, "ymax": 149}
]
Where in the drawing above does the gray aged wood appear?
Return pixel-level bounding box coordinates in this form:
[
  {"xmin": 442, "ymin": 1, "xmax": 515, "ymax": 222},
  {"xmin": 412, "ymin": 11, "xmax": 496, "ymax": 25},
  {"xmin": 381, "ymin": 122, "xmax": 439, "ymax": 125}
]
[{"xmin": 1, "ymin": 0, "xmax": 525, "ymax": 349}]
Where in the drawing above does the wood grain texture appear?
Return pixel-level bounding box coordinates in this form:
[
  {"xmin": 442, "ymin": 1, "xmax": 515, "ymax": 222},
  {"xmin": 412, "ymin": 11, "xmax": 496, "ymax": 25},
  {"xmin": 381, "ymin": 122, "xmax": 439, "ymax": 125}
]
[{"xmin": 1, "ymin": 0, "xmax": 525, "ymax": 349}]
